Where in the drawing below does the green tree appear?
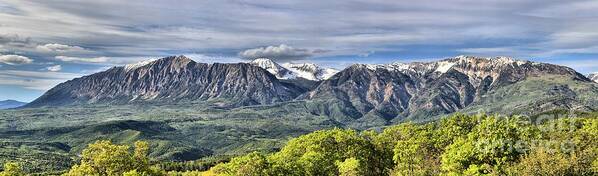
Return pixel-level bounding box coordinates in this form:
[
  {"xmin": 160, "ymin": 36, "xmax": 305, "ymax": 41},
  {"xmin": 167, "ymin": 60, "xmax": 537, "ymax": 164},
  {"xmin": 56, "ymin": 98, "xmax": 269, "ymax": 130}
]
[
  {"xmin": 211, "ymin": 152, "xmax": 270, "ymax": 176},
  {"xmin": 63, "ymin": 140, "xmax": 162, "ymax": 176},
  {"xmin": 0, "ymin": 162, "xmax": 25, "ymax": 176},
  {"xmin": 380, "ymin": 123, "xmax": 437, "ymax": 175},
  {"xmin": 268, "ymin": 128, "xmax": 386, "ymax": 175},
  {"xmin": 336, "ymin": 157, "xmax": 362, "ymax": 176},
  {"xmin": 507, "ymin": 118, "xmax": 598, "ymax": 175},
  {"xmin": 441, "ymin": 115, "xmax": 538, "ymax": 175}
]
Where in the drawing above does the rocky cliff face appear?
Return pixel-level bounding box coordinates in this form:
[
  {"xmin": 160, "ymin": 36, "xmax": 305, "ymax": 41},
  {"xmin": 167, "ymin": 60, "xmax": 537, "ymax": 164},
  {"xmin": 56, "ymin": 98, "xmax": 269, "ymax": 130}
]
[
  {"xmin": 26, "ymin": 56, "xmax": 306, "ymax": 107},
  {"xmin": 300, "ymin": 56, "xmax": 595, "ymax": 120}
]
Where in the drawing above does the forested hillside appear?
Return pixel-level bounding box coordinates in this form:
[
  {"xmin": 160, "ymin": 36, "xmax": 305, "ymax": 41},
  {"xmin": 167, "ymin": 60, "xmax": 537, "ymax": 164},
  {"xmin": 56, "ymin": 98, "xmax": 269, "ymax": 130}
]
[{"xmin": 2, "ymin": 113, "xmax": 596, "ymax": 175}]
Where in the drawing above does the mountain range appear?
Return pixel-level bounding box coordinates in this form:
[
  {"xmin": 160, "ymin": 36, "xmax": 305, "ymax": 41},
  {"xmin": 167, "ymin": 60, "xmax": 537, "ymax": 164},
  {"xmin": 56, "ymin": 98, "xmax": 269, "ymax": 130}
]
[
  {"xmin": 0, "ymin": 100, "xmax": 26, "ymax": 109},
  {"xmin": 23, "ymin": 55, "xmax": 598, "ymax": 122},
  {"xmin": 3, "ymin": 55, "xmax": 598, "ymax": 171}
]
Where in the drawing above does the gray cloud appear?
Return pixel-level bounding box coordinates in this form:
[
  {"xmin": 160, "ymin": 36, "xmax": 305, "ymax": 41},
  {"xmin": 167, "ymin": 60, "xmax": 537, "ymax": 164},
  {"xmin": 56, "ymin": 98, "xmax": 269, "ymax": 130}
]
[
  {"xmin": 0, "ymin": 54, "xmax": 33, "ymax": 65},
  {"xmin": 239, "ymin": 44, "xmax": 325, "ymax": 61},
  {"xmin": 0, "ymin": 0, "xmax": 596, "ymax": 64}
]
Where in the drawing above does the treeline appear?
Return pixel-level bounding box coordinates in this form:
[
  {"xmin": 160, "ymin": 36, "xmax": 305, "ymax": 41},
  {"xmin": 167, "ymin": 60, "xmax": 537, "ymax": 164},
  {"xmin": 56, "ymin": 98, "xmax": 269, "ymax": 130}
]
[
  {"xmin": 1, "ymin": 113, "xmax": 597, "ymax": 175},
  {"xmin": 207, "ymin": 114, "xmax": 597, "ymax": 175}
]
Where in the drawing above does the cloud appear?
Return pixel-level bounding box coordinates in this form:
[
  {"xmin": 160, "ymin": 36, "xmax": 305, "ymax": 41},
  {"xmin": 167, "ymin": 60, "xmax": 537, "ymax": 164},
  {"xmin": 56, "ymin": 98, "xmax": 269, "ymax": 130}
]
[
  {"xmin": 0, "ymin": 34, "xmax": 32, "ymax": 48},
  {"xmin": 36, "ymin": 43, "xmax": 85, "ymax": 53},
  {"xmin": 239, "ymin": 44, "xmax": 325, "ymax": 61},
  {"xmin": 0, "ymin": 54, "xmax": 33, "ymax": 65},
  {"xmin": 0, "ymin": 0, "xmax": 597, "ymax": 64},
  {"xmin": 46, "ymin": 65, "xmax": 62, "ymax": 72},
  {"xmin": 55, "ymin": 56, "xmax": 110, "ymax": 63},
  {"xmin": 0, "ymin": 70, "xmax": 83, "ymax": 90}
]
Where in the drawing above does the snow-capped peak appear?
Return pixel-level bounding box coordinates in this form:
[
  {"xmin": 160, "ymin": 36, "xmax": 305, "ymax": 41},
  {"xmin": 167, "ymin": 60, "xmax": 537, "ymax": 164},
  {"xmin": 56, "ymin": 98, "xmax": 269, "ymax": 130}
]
[
  {"xmin": 250, "ymin": 58, "xmax": 281, "ymax": 69},
  {"xmin": 125, "ymin": 59, "xmax": 156, "ymax": 71},
  {"xmin": 362, "ymin": 55, "xmax": 536, "ymax": 76},
  {"xmin": 250, "ymin": 58, "xmax": 293, "ymax": 79},
  {"xmin": 452, "ymin": 55, "xmax": 529, "ymax": 67},
  {"xmin": 283, "ymin": 62, "xmax": 339, "ymax": 80},
  {"xmin": 250, "ymin": 58, "xmax": 338, "ymax": 81},
  {"xmin": 435, "ymin": 61, "xmax": 456, "ymax": 73}
]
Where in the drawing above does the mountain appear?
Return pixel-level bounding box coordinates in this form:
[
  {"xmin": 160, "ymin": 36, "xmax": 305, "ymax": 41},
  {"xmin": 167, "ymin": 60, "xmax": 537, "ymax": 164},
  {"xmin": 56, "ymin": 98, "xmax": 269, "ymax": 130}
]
[
  {"xmin": 5, "ymin": 55, "xmax": 598, "ymax": 172},
  {"xmin": 249, "ymin": 58, "xmax": 294, "ymax": 79},
  {"xmin": 589, "ymin": 72, "xmax": 598, "ymax": 83},
  {"xmin": 25, "ymin": 55, "xmax": 306, "ymax": 108},
  {"xmin": 0, "ymin": 100, "xmax": 26, "ymax": 109},
  {"xmin": 22, "ymin": 55, "xmax": 598, "ymax": 120},
  {"xmin": 300, "ymin": 56, "xmax": 598, "ymax": 121},
  {"xmin": 250, "ymin": 58, "xmax": 339, "ymax": 81}
]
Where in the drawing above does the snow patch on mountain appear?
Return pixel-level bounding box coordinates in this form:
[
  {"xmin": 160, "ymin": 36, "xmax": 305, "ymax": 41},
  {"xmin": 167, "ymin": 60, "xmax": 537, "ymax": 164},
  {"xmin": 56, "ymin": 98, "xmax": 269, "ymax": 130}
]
[
  {"xmin": 125, "ymin": 59, "xmax": 156, "ymax": 71},
  {"xmin": 435, "ymin": 61, "xmax": 456, "ymax": 73},
  {"xmin": 250, "ymin": 58, "xmax": 338, "ymax": 81}
]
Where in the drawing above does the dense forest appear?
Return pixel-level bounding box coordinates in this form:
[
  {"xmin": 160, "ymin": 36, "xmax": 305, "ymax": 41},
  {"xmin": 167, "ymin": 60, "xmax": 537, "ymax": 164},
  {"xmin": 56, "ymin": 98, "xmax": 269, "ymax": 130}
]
[{"xmin": 1, "ymin": 113, "xmax": 597, "ymax": 175}]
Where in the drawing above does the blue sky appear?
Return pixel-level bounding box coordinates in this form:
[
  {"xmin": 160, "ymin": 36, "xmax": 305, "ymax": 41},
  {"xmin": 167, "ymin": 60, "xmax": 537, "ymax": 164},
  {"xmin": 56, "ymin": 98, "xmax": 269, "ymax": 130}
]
[{"xmin": 1, "ymin": 0, "xmax": 597, "ymax": 102}]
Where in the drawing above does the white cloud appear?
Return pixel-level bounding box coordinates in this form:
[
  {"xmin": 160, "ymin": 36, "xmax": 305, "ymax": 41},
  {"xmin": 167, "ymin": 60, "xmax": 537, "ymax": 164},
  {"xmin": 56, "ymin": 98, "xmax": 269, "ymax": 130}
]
[
  {"xmin": 36, "ymin": 43, "xmax": 85, "ymax": 53},
  {"xmin": 55, "ymin": 56, "xmax": 110, "ymax": 63},
  {"xmin": 46, "ymin": 65, "xmax": 62, "ymax": 72},
  {"xmin": 0, "ymin": 54, "xmax": 33, "ymax": 65},
  {"xmin": 0, "ymin": 70, "xmax": 82, "ymax": 90},
  {"xmin": 239, "ymin": 44, "xmax": 325, "ymax": 61}
]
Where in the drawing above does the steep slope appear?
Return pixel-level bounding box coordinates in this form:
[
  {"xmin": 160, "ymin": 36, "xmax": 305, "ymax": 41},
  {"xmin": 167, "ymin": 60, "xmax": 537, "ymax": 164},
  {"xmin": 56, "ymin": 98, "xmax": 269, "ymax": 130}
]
[
  {"xmin": 0, "ymin": 100, "xmax": 26, "ymax": 109},
  {"xmin": 25, "ymin": 55, "xmax": 306, "ymax": 108},
  {"xmin": 301, "ymin": 56, "xmax": 597, "ymax": 122}
]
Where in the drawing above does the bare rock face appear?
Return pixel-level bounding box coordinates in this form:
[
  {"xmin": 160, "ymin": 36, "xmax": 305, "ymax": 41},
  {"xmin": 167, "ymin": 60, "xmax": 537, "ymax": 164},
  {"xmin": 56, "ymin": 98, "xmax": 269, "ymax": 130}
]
[
  {"xmin": 26, "ymin": 56, "xmax": 306, "ymax": 107},
  {"xmin": 300, "ymin": 56, "xmax": 594, "ymax": 120}
]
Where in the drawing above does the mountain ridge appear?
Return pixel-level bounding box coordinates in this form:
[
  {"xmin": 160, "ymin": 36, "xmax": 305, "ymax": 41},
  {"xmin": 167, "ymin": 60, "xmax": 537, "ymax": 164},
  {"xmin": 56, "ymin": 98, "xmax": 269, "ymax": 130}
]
[
  {"xmin": 0, "ymin": 100, "xmax": 27, "ymax": 109},
  {"xmin": 250, "ymin": 58, "xmax": 339, "ymax": 81},
  {"xmin": 25, "ymin": 55, "xmax": 306, "ymax": 108},
  {"xmin": 21, "ymin": 55, "xmax": 598, "ymax": 122},
  {"xmin": 301, "ymin": 55, "xmax": 596, "ymax": 121}
]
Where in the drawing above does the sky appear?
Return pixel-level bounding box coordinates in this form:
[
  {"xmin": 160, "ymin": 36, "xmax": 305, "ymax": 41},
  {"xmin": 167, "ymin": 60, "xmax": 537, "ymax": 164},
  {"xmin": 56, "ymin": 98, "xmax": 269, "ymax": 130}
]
[{"xmin": 0, "ymin": 0, "xmax": 597, "ymax": 102}]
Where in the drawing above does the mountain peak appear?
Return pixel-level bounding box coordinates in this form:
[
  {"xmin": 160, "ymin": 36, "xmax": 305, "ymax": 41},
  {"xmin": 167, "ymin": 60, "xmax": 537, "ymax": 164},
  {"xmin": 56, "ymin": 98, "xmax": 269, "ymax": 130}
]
[
  {"xmin": 250, "ymin": 58, "xmax": 339, "ymax": 81},
  {"xmin": 250, "ymin": 58, "xmax": 292, "ymax": 79},
  {"xmin": 250, "ymin": 58, "xmax": 282, "ymax": 69},
  {"xmin": 124, "ymin": 55, "xmax": 194, "ymax": 71},
  {"xmin": 125, "ymin": 59, "xmax": 157, "ymax": 71},
  {"xmin": 160, "ymin": 55, "xmax": 194, "ymax": 63},
  {"xmin": 449, "ymin": 55, "xmax": 530, "ymax": 66},
  {"xmin": 26, "ymin": 55, "xmax": 305, "ymax": 108}
]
